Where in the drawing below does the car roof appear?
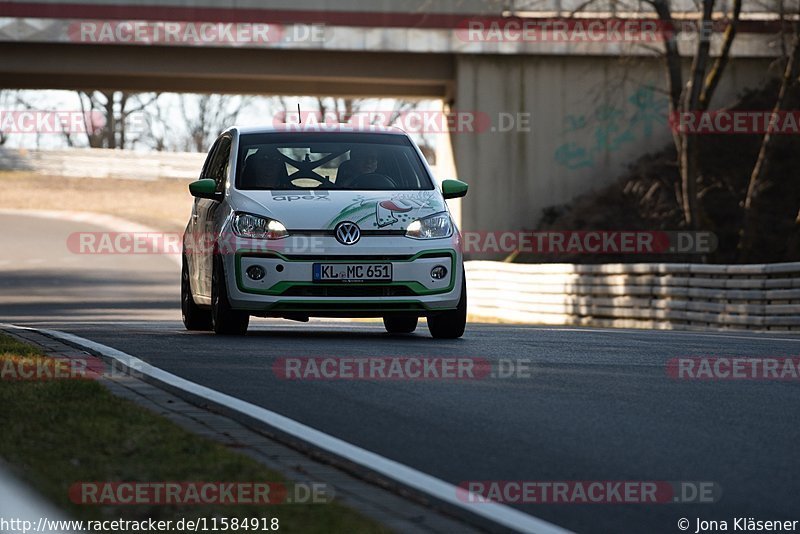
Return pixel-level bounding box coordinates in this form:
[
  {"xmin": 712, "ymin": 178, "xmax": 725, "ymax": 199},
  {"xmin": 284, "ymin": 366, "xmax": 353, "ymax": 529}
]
[{"xmin": 232, "ymin": 125, "xmax": 410, "ymax": 136}]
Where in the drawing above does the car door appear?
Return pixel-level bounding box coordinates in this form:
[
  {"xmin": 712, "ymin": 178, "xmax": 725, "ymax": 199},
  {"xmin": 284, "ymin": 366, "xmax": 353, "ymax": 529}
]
[
  {"xmin": 187, "ymin": 138, "xmax": 219, "ymax": 301},
  {"xmin": 195, "ymin": 135, "xmax": 232, "ymax": 298}
]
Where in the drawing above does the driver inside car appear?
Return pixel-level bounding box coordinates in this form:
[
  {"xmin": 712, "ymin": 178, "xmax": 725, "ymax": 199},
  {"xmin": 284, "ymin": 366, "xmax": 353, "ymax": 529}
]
[
  {"xmin": 336, "ymin": 147, "xmax": 379, "ymax": 188},
  {"xmin": 352, "ymin": 147, "xmax": 378, "ymax": 175}
]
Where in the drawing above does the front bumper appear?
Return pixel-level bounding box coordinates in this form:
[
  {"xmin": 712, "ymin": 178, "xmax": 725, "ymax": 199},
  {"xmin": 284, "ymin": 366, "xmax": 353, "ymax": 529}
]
[{"xmin": 223, "ymin": 236, "xmax": 463, "ymax": 317}]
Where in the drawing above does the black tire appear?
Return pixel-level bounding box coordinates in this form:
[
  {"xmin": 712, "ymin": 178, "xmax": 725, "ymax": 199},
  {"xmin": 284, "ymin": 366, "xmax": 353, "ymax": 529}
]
[
  {"xmin": 383, "ymin": 315, "xmax": 419, "ymax": 334},
  {"xmin": 182, "ymin": 256, "xmax": 212, "ymax": 331},
  {"xmin": 211, "ymin": 256, "xmax": 250, "ymax": 335},
  {"xmin": 427, "ymin": 274, "xmax": 467, "ymax": 339}
]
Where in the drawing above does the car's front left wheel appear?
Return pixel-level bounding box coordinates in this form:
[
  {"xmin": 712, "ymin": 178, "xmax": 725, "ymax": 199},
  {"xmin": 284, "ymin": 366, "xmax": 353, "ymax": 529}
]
[
  {"xmin": 182, "ymin": 256, "xmax": 212, "ymax": 331},
  {"xmin": 211, "ymin": 256, "xmax": 249, "ymax": 335},
  {"xmin": 427, "ymin": 274, "xmax": 467, "ymax": 339}
]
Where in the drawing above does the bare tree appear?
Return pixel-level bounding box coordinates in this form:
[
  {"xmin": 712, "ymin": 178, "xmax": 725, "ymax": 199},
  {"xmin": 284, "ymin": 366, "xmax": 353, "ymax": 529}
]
[
  {"xmin": 180, "ymin": 94, "xmax": 252, "ymax": 153},
  {"xmin": 137, "ymin": 94, "xmax": 173, "ymax": 152},
  {"xmin": 516, "ymin": 0, "xmax": 749, "ymax": 229},
  {"xmin": 646, "ymin": 0, "xmax": 744, "ymax": 229},
  {"xmin": 6, "ymin": 90, "xmax": 56, "ymax": 149},
  {"xmin": 739, "ymin": 11, "xmax": 800, "ymax": 260},
  {"xmin": 565, "ymin": 1, "xmax": 800, "ymax": 252},
  {"xmin": 0, "ymin": 90, "xmax": 15, "ymax": 146},
  {"xmin": 76, "ymin": 91, "xmax": 157, "ymax": 149}
]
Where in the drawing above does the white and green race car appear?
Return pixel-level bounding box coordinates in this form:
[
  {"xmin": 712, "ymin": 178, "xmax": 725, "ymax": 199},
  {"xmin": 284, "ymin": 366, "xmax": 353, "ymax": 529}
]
[{"xmin": 182, "ymin": 126, "xmax": 468, "ymax": 338}]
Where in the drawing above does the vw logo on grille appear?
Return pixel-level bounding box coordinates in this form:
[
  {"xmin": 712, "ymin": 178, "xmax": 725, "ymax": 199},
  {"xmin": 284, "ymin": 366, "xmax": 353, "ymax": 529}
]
[{"xmin": 335, "ymin": 222, "xmax": 361, "ymax": 245}]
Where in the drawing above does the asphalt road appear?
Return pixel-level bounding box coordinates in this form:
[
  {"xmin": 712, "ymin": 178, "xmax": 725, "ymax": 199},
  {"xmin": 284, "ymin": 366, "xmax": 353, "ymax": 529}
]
[{"xmin": 2, "ymin": 212, "xmax": 800, "ymax": 534}]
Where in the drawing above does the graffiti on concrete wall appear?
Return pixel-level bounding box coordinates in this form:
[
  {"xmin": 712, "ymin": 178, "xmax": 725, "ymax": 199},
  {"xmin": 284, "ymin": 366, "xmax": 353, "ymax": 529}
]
[{"xmin": 554, "ymin": 86, "xmax": 668, "ymax": 171}]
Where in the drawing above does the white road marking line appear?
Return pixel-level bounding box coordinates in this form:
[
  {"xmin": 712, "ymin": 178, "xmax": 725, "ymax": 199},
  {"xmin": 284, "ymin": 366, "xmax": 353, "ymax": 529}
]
[
  {"xmin": 2, "ymin": 323, "xmax": 572, "ymax": 534},
  {"xmin": 0, "ymin": 462, "xmax": 77, "ymax": 534}
]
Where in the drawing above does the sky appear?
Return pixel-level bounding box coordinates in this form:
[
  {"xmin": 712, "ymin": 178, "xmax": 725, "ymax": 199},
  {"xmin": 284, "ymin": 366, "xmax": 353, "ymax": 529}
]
[{"xmin": 0, "ymin": 90, "xmax": 442, "ymax": 154}]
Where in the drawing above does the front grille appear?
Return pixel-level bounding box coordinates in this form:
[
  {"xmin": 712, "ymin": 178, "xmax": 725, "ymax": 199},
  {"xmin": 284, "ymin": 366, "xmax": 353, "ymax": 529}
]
[
  {"xmin": 242, "ymin": 251, "xmax": 453, "ymax": 262},
  {"xmin": 281, "ymin": 285, "xmax": 416, "ymax": 297},
  {"xmin": 289, "ymin": 230, "xmax": 407, "ymax": 237}
]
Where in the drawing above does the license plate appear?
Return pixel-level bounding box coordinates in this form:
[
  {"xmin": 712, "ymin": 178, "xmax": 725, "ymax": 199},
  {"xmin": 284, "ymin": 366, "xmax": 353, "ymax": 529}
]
[{"xmin": 313, "ymin": 263, "xmax": 392, "ymax": 282}]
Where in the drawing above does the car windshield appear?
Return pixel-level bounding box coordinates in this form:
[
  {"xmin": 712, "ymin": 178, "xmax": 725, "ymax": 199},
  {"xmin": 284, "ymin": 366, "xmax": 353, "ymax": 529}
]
[{"xmin": 236, "ymin": 132, "xmax": 434, "ymax": 191}]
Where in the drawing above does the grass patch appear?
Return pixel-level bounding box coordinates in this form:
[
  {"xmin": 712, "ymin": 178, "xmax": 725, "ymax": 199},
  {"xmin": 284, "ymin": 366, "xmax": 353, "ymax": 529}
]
[
  {"xmin": 0, "ymin": 333, "xmax": 387, "ymax": 533},
  {"xmin": 0, "ymin": 332, "xmax": 43, "ymax": 357}
]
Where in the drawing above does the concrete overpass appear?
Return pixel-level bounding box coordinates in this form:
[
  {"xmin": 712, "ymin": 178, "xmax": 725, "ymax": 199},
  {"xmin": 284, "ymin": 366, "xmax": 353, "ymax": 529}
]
[{"xmin": 0, "ymin": 0, "xmax": 784, "ymax": 233}]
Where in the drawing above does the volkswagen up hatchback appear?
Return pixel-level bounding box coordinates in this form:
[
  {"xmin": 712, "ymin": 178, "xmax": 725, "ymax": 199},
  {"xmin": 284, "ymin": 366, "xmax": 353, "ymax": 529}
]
[{"xmin": 181, "ymin": 126, "xmax": 468, "ymax": 338}]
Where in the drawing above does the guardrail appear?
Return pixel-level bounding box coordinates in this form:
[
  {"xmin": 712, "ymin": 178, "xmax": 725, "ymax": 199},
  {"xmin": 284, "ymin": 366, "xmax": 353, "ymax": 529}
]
[
  {"xmin": 466, "ymin": 261, "xmax": 800, "ymax": 331},
  {"xmin": 0, "ymin": 147, "xmax": 207, "ymax": 180}
]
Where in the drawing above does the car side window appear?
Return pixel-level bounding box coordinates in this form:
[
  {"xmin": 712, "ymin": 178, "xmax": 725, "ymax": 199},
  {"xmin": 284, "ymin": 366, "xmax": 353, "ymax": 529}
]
[
  {"xmin": 200, "ymin": 139, "xmax": 221, "ymax": 181},
  {"xmin": 206, "ymin": 136, "xmax": 232, "ymax": 194}
]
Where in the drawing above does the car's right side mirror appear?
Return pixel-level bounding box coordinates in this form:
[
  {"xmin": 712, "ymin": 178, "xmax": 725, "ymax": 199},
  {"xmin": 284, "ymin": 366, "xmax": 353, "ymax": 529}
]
[
  {"xmin": 441, "ymin": 179, "xmax": 469, "ymax": 200},
  {"xmin": 189, "ymin": 178, "xmax": 221, "ymax": 200}
]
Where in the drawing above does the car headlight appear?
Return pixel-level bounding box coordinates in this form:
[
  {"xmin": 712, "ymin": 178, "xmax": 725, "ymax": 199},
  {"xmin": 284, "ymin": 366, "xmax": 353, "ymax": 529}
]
[
  {"xmin": 232, "ymin": 212, "xmax": 288, "ymax": 240},
  {"xmin": 406, "ymin": 212, "xmax": 453, "ymax": 240}
]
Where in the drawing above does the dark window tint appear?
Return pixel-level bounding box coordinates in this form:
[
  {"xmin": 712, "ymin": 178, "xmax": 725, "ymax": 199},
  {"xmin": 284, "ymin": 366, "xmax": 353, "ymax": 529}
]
[{"xmin": 236, "ymin": 132, "xmax": 433, "ymax": 191}]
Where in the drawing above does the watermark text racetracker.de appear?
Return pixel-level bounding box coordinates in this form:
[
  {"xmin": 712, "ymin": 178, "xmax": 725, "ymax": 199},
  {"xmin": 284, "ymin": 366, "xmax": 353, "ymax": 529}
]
[
  {"xmin": 0, "ymin": 354, "xmax": 143, "ymax": 381},
  {"xmin": 457, "ymin": 480, "xmax": 721, "ymax": 504},
  {"xmin": 456, "ymin": 17, "xmax": 777, "ymax": 44},
  {"xmin": 464, "ymin": 231, "xmax": 717, "ymax": 255},
  {"xmin": 272, "ymin": 357, "xmax": 533, "ymax": 381},
  {"xmin": 0, "ymin": 110, "xmax": 146, "ymax": 136},
  {"xmin": 668, "ymin": 357, "xmax": 800, "ymax": 381},
  {"xmin": 70, "ymin": 20, "xmax": 326, "ymax": 45},
  {"xmin": 274, "ymin": 110, "xmax": 530, "ymax": 134},
  {"xmin": 69, "ymin": 481, "xmax": 332, "ymax": 505},
  {"xmin": 456, "ymin": 17, "xmax": 663, "ymax": 43},
  {"xmin": 66, "ymin": 230, "xmax": 717, "ymax": 256},
  {"xmin": 671, "ymin": 111, "xmax": 800, "ymax": 135},
  {"xmin": 68, "ymin": 231, "xmax": 327, "ymax": 256}
]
